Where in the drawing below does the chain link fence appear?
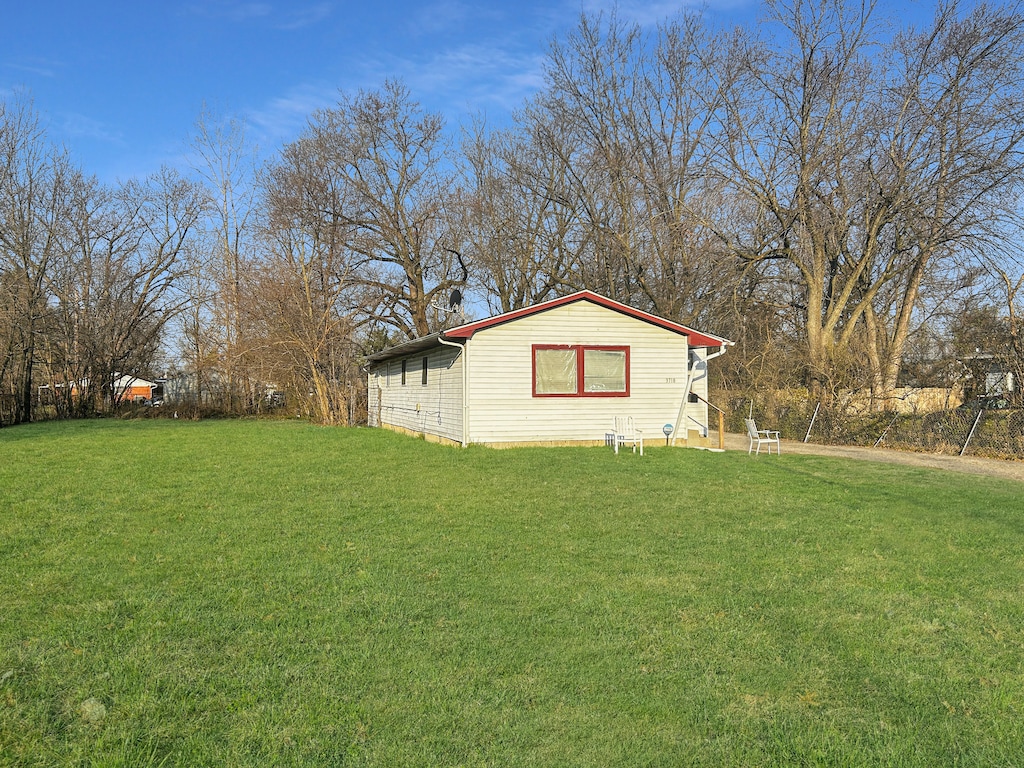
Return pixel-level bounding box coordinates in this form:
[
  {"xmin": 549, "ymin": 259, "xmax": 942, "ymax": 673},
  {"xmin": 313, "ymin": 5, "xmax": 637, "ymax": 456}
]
[{"xmin": 723, "ymin": 392, "xmax": 1024, "ymax": 460}]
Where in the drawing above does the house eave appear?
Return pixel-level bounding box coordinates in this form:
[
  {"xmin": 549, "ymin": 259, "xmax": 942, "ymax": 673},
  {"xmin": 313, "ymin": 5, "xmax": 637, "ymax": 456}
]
[{"xmin": 364, "ymin": 332, "xmax": 462, "ymax": 365}]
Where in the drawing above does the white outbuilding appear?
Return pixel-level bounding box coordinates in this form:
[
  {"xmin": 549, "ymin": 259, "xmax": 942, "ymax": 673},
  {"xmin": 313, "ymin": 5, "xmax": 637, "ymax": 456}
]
[{"xmin": 365, "ymin": 290, "xmax": 731, "ymax": 448}]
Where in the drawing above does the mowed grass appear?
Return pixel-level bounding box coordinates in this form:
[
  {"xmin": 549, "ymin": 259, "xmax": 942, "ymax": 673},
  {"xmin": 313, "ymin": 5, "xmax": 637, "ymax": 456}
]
[{"xmin": 1, "ymin": 420, "xmax": 1022, "ymax": 766}]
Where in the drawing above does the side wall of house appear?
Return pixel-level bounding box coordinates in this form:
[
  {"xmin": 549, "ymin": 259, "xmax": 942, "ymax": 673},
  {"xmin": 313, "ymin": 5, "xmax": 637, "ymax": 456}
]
[
  {"xmin": 367, "ymin": 344, "xmax": 464, "ymax": 443},
  {"xmin": 465, "ymin": 302, "xmax": 708, "ymax": 444},
  {"xmin": 113, "ymin": 379, "xmax": 156, "ymax": 403}
]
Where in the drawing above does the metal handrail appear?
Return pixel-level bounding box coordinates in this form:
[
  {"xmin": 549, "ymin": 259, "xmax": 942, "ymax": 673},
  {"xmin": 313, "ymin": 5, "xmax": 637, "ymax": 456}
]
[
  {"xmin": 690, "ymin": 391, "xmax": 725, "ymax": 414},
  {"xmin": 686, "ymin": 391, "xmax": 726, "ymax": 450}
]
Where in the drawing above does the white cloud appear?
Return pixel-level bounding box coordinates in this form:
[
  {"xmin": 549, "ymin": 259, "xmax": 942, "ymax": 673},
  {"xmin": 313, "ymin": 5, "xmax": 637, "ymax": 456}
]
[
  {"xmin": 244, "ymin": 0, "xmax": 654, "ymax": 146},
  {"xmin": 245, "ymin": 81, "xmax": 340, "ymax": 145},
  {"xmin": 4, "ymin": 58, "xmax": 61, "ymax": 79},
  {"xmin": 347, "ymin": 2, "xmax": 565, "ymax": 121},
  {"xmin": 402, "ymin": 43, "xmax": 548, "ymax": 116},
  {"xmin": 581, "ymin": 0, "xmax": 757, "ymax": 27},
  {"xmin": 59, "ymin": 112, "xmax": 124, "ymax": 144},
  {"xmin": 229, "ymin": 2, "xmax": 274, "ymax": 20},
  {"xmin": 408, "ymin": 0, "xmax": 504, "ymax": 35},
  {"xmin": 277, "ymin": 3, "xmax": 333, "ymax": 30},
  {"xmin": 184, "ymin": 1, "xmax": 331, "ymax": 28},
  {"xmin": 184, "ymin": 1, "xmax": 273, "ymax": 21}
]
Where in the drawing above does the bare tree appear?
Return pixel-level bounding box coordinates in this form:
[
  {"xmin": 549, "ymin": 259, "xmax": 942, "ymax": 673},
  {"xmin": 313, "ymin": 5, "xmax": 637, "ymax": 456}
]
[
  {"xmin": 44, "ymin": 174, "xmax": 122, "ymax": 416},
  {"xmin": 0, "ymin": 95, "xmax": 77, "ymax": 423},
  {"xmin": 44, "ymin": 168, "xmax": 206, "ymax": 412},
  {"xmin": 189, "ymin": 106, "xmax": 260, "ymax": 411},
  {"xmin": 299, "ymin": 80, "xmax": 467, "ymax": 338},
  {"xmin": 254, "ymin": 136, "xmax": 366, "ymax": 424},
  {"xmin": 515, "ymin": 12, "xmax": 738, "ymax": 329},
  {"xmin": 713, "ymin": 0, "xmax": 1024, "ymax": 403},
  {"xmin": 862, "ymin": 1, "xmax": 1024, "ymax": 400},
  {"xmin": 710, "ymin": 0, "xmax": 881, "ymax": 397},
  {"xmin": 462, "ymin": 118, "xmax": 583, "ymax": 313}
]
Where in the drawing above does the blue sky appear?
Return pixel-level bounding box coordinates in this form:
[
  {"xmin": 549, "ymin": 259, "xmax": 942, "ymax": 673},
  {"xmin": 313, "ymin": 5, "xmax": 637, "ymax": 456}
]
[{"xmin": 3, "ymin": 0, "xmax": 933, "ymax": 184}]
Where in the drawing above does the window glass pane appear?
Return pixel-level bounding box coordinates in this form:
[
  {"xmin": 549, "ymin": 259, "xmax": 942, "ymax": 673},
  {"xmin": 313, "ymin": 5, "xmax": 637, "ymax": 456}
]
[
  {"xmin": 535, "ymin": 348, "xmax": 577, "ymax": 394},
  {"xmin": 584, "ymin": 349, "xmax": 626, "ymax": 392}
]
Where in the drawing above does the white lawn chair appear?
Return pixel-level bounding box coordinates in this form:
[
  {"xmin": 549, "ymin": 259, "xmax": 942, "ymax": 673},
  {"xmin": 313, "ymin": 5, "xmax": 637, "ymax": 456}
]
[
  {"xmin": 745, "ymin": 418, "xmax": 781, "ymax": 455},
  {"xmin": 612, "ymin": 416, "xmax": 643, "ymax": 456}
]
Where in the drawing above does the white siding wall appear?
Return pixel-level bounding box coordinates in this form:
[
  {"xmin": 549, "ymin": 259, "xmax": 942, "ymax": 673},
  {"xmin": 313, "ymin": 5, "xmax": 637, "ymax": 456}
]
[
  {"xmin": 368, "ymin": 345, "xmax": 464, "ymax": 442},
  {"xmin": 465, "ymin": 303, "xmax": 707, "ymax": 444}
]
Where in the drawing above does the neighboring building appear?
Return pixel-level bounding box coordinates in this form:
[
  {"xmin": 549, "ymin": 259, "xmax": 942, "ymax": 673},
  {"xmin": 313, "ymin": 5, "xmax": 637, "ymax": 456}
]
[
  {"xmin": 984, "ymin": 369, "xmax": 1016, "ymax": 399},
  {"xmin": 960, "ymin": 351, "xmax": 1018, "ymax": 406},
  {"xmin": 161, "ymin": 370, "xmax": 221, "ymax": 406},
  {"xmin": 365, "ymin": 290, "xmax": 732, "ymax": 447},
  {"xmin": 111, "ymin": 375, "xmax": 161, "ymax": 404},
  {"xmin": 161, "ymin": 371, "xmax": 285, "ymax": 409},
  {"xmin": 41, "ymin": 374, "xmax": 161, "ymax": 405}
]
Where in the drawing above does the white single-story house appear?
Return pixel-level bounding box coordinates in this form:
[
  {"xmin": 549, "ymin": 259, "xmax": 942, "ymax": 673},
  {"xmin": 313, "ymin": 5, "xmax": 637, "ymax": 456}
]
[{"xmin": 365, "ymin": 290, "xmax": 732, "ymax": 447}]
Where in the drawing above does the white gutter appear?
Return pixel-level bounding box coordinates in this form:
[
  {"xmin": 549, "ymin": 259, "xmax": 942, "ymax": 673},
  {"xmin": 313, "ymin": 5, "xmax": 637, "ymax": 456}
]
[
  {"xmin": 437, "ymin": 335, "xmax": 469, "ymax": 447},
  {"xmin": 704, "ymin": 345, "xmax": 728, "ymax": 364},
  {"xmin": 671, "ymin": 344, "xmax": 728, "ymax": 446}
]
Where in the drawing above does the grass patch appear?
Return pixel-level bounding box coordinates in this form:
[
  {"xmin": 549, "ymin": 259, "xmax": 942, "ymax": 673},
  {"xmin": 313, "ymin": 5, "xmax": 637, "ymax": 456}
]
[{"xmin": 1, "ymin": 419, "xmax": 1022, "ymax": 766}]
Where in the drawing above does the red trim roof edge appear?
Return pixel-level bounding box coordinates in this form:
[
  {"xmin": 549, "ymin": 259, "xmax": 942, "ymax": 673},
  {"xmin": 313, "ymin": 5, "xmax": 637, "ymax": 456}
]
[{"xmin": 443, "ymin": 290, "xmax": 732, "ymax": 348}]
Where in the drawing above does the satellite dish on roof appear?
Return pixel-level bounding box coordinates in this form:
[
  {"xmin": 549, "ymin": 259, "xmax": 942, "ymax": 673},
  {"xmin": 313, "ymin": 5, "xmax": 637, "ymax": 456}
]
[{"xmin": 430, "ymin": 288, "xmax": 466, "ymax": 325}]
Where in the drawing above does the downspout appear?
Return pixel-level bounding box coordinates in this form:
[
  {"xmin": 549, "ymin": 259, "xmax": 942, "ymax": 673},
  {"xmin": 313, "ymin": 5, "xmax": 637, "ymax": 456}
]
[
  {"xmin": 704, "ymin": 345, "xmax": 728, "ymax": 365},
  {"xmin": 437, "ymin": 335, "xmax": 469, "ymax": 447},
  {"xmin": 697, "ymin": 345, "xmax": 728, "ymax": 440},
  {"xmin": 358, "ymin": 362, "xmax": 375, "ymax": 426},
  {"xmin": 671, "ymin": 344, "xmax": 728, "ymax": 446}
]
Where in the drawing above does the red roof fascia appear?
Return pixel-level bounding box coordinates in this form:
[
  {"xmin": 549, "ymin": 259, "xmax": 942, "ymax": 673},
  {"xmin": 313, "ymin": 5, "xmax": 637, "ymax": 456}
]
[{"xmin": 443, "ymin": 290, "xmax": 731, "ymax": 348}]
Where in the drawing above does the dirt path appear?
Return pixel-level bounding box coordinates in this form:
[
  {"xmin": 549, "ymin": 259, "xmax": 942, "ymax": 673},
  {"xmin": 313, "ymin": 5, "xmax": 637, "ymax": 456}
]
[{"xmin": 717, "ymin": 431, "xmax": 1024, "ymax": 484}]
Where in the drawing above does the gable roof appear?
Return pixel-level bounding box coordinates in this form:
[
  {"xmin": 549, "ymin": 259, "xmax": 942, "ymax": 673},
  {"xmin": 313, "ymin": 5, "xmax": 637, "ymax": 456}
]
[
  {"xmin": 444, "ymin": 290, "xmax": 731, "ymax": 347},
  {"xmin": 365, "ymin": 290, "xmax": 732, "ymax": 364}
]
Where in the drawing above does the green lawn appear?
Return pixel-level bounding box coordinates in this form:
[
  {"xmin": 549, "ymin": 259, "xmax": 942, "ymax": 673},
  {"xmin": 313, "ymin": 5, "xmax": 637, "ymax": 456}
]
[{"xmin": 1, "ymin": 419, "xmax": 1022, "ymax": 766}]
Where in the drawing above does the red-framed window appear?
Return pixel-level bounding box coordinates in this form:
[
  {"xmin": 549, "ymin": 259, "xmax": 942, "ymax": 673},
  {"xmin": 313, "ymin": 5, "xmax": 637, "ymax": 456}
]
[{"xmin": 532, "ymin": 344, "xmax": 630, "ymax": 397}]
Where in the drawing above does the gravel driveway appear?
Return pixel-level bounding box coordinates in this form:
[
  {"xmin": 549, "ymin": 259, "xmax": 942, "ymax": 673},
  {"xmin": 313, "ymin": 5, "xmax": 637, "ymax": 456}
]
[{"xmin": 718, "ymin": 432, "xmax": 1024, "ymax": 484}]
